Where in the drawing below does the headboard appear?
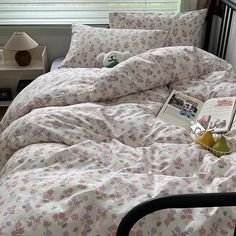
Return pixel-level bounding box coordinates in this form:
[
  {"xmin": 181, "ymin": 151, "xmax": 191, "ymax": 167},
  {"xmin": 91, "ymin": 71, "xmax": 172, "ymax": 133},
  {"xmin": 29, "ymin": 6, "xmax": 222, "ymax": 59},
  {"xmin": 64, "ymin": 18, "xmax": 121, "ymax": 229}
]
[{"xmin": 204, "ymin": 0, "xmax": 236, "ymax": 59}]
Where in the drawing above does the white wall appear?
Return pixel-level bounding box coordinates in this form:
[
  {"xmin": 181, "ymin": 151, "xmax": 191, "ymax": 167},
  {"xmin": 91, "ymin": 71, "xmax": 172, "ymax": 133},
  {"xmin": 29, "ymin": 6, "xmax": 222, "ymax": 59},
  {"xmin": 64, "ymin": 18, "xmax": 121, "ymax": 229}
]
[{"xmin": 33, "ymin": 35, "xmax": 71, "ymax": 63}]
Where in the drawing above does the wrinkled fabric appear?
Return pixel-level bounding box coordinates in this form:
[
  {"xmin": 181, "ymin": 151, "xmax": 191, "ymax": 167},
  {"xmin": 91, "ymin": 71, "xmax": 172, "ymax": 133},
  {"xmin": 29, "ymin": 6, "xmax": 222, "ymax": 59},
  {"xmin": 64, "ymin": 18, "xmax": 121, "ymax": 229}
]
[{"xmin": 0, "ymin": 46, "xmax": 235, "ymax": 235}]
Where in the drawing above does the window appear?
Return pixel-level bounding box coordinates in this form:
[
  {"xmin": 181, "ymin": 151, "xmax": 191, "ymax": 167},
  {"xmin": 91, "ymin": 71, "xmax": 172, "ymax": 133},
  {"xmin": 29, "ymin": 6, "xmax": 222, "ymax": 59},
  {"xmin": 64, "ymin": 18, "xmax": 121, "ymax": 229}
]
[{"xmin": 0, "ymin": 0, "xmax": 181, "ymax": 25}]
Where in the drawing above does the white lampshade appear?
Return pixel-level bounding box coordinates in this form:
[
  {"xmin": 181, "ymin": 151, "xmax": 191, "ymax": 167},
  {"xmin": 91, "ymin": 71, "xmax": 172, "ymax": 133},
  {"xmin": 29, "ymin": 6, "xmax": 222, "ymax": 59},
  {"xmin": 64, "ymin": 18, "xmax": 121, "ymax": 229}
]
[{"xmin": 4, "ymin": 32, "xmax": 38, "ymax": 51}]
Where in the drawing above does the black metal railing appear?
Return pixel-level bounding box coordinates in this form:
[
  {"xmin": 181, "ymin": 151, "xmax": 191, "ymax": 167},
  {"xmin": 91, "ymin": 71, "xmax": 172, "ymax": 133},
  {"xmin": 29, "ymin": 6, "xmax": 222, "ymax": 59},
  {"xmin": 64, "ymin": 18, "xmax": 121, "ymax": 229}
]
[
  {"xmin": 204, "ymin": 0, "xmax": 236, "ymax": 59},
  {"xmin": 116, "ymin": 192, "xmax": 236, "ymax": 236}
]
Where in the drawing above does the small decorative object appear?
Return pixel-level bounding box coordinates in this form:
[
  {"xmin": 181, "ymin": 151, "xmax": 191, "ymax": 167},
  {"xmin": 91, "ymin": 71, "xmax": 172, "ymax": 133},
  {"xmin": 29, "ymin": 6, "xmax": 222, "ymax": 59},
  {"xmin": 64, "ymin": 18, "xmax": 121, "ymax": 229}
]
[
  {"xmin": 190, "ymin": 121, "xmax": 205, "ymax": 135},
  {"xmin": 4, "ymin": 32, "xmax": 38, "ymax": 66},
  {"xmin": 0, "ymin": 88, "xmax": 12, "ymax": 101},
  {"xmin": 196, "ymin": 130, "xmax": 231, "ymax": 157},
  {"xmin": 96, "ymin": 51, "xmax": 133, "ymax": 68},
  {"xmin": 197, "ymin": 130, "xmax": 215, "ymax": 148},
  {"xmin": 211, "ymin": 135, "xmax": 230, "ymax": 157},
  {"xmin": 16, "ymin": 80, "xmax": 33, "ymax": 94},
  {"xmin": 0, "ymin": 49, "xmax": 4, "ymax": 65}
]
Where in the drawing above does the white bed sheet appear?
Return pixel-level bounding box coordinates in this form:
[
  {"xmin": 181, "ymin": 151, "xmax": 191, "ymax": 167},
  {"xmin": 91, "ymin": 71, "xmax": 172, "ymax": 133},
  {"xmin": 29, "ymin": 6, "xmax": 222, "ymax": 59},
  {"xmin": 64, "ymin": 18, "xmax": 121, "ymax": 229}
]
[{"xmin": 50, "ymin": 57, "xmax": 64, "ymax": 71}]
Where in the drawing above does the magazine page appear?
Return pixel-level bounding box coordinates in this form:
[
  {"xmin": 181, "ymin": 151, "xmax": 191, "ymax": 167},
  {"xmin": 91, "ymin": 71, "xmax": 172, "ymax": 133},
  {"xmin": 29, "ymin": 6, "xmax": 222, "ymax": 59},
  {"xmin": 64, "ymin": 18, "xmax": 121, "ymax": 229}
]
[
  {"xmin": 197, "ymin": 97, "xmax": 236, "ymax": 133},
  {"xmin": 157, "ymin": 90, "xmax": 204, "ymax": 129}
]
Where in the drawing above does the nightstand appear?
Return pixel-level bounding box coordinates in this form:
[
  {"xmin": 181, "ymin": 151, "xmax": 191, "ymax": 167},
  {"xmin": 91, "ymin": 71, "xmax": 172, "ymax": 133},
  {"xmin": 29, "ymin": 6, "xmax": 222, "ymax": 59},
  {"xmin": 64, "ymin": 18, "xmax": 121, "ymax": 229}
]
[
  {"xmin": 0, "ymin": 45, "xmax": 48, "ymax": 119},
  {"xmin": 0, "ymin": 101, "xmax": 9, "ymax": 120}
]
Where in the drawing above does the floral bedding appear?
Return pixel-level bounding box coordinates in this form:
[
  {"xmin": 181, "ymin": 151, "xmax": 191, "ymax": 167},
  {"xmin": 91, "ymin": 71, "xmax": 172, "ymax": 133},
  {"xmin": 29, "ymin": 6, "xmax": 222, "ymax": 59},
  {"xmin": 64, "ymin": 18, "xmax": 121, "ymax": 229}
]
[{"xmin": 0, "ymin": 46, "xmax": 236, "ymax": 235}]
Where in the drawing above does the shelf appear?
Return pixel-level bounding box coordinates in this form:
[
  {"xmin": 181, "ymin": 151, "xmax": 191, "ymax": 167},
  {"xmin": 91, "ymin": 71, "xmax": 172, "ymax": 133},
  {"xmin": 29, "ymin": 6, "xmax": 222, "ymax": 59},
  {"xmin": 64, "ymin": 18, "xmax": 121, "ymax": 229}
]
[
  {"xmin": 0, "ymin": 45, "xmax": 48, "ymax": 98},
  {"xmin": 0, "ymin": 100, "xmax": 12, "ymax": 107},
  {"xmin": 0, "ymin": 45, "xmax": 47, "ymax": 73},
  {"xmin": 0, "ymin": 60, "xmax": 44, "ymax": 71}
]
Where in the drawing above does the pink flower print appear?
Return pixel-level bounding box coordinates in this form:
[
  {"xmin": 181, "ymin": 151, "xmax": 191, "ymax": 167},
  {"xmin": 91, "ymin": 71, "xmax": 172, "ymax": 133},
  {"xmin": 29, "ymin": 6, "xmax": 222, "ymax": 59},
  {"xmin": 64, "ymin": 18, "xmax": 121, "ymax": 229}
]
[
  {"xmin": 174, "ymin": 157, "xmax": 184, "ymax": 169},
  {"xmin": 181, "ymin": 209, "xmax": 193, "ymax": 221},
  {"xmin": 111, "ymin": 213, "xmax": 117, "ymax": 221},
  {"xmin": 135, "ymin": 229, "xmax": 144, "ymax": 236},
  {"xmin": 124, "ymin": 42, "xmax": 129, "ymax": 49},
  {"xmin": 220, "ymin": 229, "xmax": 228, "ymax": 235},
  {"xmin": 53, "ymin": 213, "xmax": 59, "ymax": 221},
  {"xmin": 186, "ymin": 186, "xmax": 195, "ymax": 193},
  {"xmin": 22, "ymin": 202, "xmax": 32, "ymax": 213},
  {"xmin": 82, "ymin": 212, "xmax": 93, "ymax": 228},
  {"xmin": 199, "ymin": 226, "xmax": 207, "ymax": 236},
  {"xmin": 164, "ymin": 210, "xmax": 176, "ymax": 226},
  {"xmin": 73, "ymin": 227, "xmax": 79, "ymax": 233},
  {"xmin": 34, "ymin": 148, "xmax": 44, "ymax": 156},
  {"xmin": 218, "ymin": 159, "xmax": 227, "ymax": 168},
  {"xmin": 181, "ymin": 29, "xmax": 187, "ymax": 38},
  {"xmin": 0, "ymin": 198, "xmax": 5, "ymax": 207},
  {"xmin": 89, "ymin": 44, "xmax": 95, "ymax": 52},
  {"xmin": 172, "ymin": 226, "xmax": 192, "ymax": 236},
  {"xmin": 80, "ymin": 151, "xmax": 89, "ymax": 161},
  {"xmin": 107, "ymin": 224, "xmax": 117, "ymax": 236},
  {"xmin": 27, "ymin": 221, "xmax": 33, "ymax": 228},
  {"xmin": 43, "ymin": 220, "xmax": 51, "ymax": 228},
  {"xmin": 43, "ymin": 188, "xmax": 54, "ymax": 201},
  {"xmin": 59, "ymin": 213, "xmax": 67, "ymax": 221},
  {"xmin": 159, "ymin": 161, "xmax": 169, "ymax": 170},
  {"xmin": 96, "ymin": 207, "xmax": 108, "ymax": 220},
  {"xmin": 60, "ymin": 188, "xmax": 74, "ymax": 200},
  {"xmin": 52, "ymin": 212, "xmax": 69, "ymax": 228},
  {"xmin": 4, "ymin": 205, "xmax": 16, "ymax": 216},
  {"xmin": 71, "ymin": 213, "xmax": 79, "ymax": 221},
  {"xmin": 85, "ymin": 205, "xmax": 93, "ymax": 212},
  {"xmin": 19, "ymin": 187, "xmax": 26, "ymax": 192},
  {"xmin": 12, "ymin": 220, "xmax": 25, "ymax": 236},
  {"xmin": 63, "ymin": 231, "xmax": 69, "ymax": 236}
]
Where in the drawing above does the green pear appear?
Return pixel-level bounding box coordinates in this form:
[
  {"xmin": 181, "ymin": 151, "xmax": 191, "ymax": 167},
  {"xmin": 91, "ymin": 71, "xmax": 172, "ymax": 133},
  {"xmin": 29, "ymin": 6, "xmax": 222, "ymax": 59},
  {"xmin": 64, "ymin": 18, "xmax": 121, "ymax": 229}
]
[{"xmin": 211, "ymin": 135, "xmax": 230, "ymax": 157}]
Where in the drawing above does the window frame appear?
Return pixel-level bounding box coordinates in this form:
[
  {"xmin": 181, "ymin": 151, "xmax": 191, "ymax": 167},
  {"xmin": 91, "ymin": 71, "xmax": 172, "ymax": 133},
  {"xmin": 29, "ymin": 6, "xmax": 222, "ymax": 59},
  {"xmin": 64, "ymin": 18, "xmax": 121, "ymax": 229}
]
[{"xmin": 0, "ymin": 0, "xmax": 181, "ymax": 26}]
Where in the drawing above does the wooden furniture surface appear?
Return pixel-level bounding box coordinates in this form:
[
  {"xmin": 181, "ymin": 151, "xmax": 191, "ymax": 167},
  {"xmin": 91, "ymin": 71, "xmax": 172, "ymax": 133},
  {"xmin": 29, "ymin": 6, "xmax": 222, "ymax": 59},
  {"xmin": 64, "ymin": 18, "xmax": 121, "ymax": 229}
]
[{"xmin": 0, "ymin": 45, "xmax": 48, "ymax": 119}]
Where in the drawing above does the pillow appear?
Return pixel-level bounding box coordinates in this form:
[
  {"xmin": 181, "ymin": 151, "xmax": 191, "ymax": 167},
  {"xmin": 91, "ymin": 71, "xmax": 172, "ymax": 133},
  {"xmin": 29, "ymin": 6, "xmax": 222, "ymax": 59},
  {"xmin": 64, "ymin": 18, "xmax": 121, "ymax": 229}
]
[
  {"xmin": 59, "ymin": 24, "xmax": 168, "ymax": 68},
  {"xmin": 109, "ymin": 9, "xmax": 208, "ymax": 48}
]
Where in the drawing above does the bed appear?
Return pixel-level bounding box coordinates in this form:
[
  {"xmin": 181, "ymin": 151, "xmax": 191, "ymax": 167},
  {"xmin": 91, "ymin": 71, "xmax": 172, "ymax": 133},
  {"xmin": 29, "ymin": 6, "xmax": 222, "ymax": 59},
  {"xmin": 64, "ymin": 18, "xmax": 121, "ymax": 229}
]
[{"xmin": 0, "ymin": 0, "xmax": 236, "ymax": 235}]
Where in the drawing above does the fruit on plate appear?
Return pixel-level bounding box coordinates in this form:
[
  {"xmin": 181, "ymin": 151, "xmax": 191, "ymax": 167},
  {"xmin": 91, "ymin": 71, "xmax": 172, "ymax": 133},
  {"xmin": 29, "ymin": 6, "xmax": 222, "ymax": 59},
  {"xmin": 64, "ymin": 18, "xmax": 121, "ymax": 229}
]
[
  {"xmin": 197, "ymin": 130, "xmax": 215, "ymax": 148},
  {"xmin": 211, "ymin": 135, "xmax": 230, "ymax": 157}
]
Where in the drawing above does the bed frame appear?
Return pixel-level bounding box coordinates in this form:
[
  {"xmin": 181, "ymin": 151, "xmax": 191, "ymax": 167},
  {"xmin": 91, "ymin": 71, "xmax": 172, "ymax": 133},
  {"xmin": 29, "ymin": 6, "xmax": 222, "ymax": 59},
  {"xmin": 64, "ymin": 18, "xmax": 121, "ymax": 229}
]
[
  {"xmin": 116, "ymin": 0, "xmax": 236, "ymax": 235},
  {"xmin": 204, "ymin": 0, "xmax": 236, "ymax": 58}
]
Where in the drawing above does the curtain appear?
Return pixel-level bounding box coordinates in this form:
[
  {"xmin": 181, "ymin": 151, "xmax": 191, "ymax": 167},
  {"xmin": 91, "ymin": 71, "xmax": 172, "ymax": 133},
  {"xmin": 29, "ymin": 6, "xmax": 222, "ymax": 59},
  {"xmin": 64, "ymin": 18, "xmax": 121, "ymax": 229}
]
[
  {"xmin": 197, "ymin": 0, "xmax": 219, "ymax": 9},
  {"xmin": 181, "ymin": 0, "xmax": 197, "ymax": 12},
  {"xmin": 0, "ymin": 1, "xmax": 181, "ymax": 25}
]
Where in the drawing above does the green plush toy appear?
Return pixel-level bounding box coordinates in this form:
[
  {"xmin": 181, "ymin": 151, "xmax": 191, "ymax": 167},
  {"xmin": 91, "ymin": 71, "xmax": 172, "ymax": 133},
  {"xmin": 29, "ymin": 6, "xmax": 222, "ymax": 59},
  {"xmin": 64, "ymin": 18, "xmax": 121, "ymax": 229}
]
[{"xmin": 96, "ymin": 51, "xmax": 133, "ymax": 68}]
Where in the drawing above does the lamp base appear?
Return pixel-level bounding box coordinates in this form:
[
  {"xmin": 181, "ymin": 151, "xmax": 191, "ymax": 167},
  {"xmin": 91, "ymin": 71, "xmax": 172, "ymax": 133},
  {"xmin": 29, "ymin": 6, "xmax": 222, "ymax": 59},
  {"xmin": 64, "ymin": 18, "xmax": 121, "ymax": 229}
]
[{"xmin": 15, "ymin": 50, "xmax": 31, "ymax": 66}]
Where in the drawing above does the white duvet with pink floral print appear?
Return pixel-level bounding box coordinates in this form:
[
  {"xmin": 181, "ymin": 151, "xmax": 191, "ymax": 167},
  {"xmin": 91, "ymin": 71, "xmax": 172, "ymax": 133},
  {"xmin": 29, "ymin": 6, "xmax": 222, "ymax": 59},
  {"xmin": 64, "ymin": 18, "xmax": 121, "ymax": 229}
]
[{"xmin": 0, "ymin": 46, "xmax": 236, "ymax": 236}]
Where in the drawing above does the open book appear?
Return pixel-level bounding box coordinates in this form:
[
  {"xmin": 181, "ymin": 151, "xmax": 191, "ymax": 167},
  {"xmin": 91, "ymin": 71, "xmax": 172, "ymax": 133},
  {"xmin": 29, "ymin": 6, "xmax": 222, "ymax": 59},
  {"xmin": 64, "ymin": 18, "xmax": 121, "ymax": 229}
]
[{"xmin": 157, "ymin": 90, "xmax": 236, "ymax": 133}]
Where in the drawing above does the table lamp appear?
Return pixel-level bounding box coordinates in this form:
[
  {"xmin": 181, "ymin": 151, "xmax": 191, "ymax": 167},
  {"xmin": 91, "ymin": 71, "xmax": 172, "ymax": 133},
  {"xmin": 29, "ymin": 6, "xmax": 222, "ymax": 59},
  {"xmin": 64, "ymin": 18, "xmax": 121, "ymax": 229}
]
[{"xmin": 4, "ymin": 32, "xmax": 38, "ymax": 66}]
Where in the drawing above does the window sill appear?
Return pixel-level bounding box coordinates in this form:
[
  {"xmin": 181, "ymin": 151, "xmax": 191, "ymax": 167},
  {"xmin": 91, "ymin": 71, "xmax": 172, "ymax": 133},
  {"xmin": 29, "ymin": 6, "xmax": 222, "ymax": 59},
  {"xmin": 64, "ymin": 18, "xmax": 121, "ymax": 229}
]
[{"xmin": 0, "ymin": 24, "xmax": 108, "ymax": 36}]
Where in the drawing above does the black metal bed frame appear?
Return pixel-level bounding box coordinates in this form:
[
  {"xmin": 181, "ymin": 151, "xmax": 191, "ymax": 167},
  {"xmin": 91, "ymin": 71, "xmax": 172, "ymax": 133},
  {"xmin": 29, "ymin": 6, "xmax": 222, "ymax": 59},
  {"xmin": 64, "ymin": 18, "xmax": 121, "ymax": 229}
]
[
  {"xmin": 116, "ymin": 193, "xmax": 236, "ymax": 235},
  {"xmin": 116, "ymin": 1, "xmax": 236, "ymax": 235},
  {"xmin": 204, "ymin": 0, "xmax": 236, "ymax": 59}
]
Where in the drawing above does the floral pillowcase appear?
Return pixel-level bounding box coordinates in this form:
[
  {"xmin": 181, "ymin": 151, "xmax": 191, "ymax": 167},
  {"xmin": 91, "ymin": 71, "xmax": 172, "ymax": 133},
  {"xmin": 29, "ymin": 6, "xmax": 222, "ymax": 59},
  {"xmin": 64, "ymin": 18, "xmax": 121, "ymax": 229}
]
[
  {"xmin": 109, "ymin": 9, "xmax": 208, "ymax": 48},
  {"xmin": 59, "ymin": 24, "xmax": 168, "ymax": 68}
]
